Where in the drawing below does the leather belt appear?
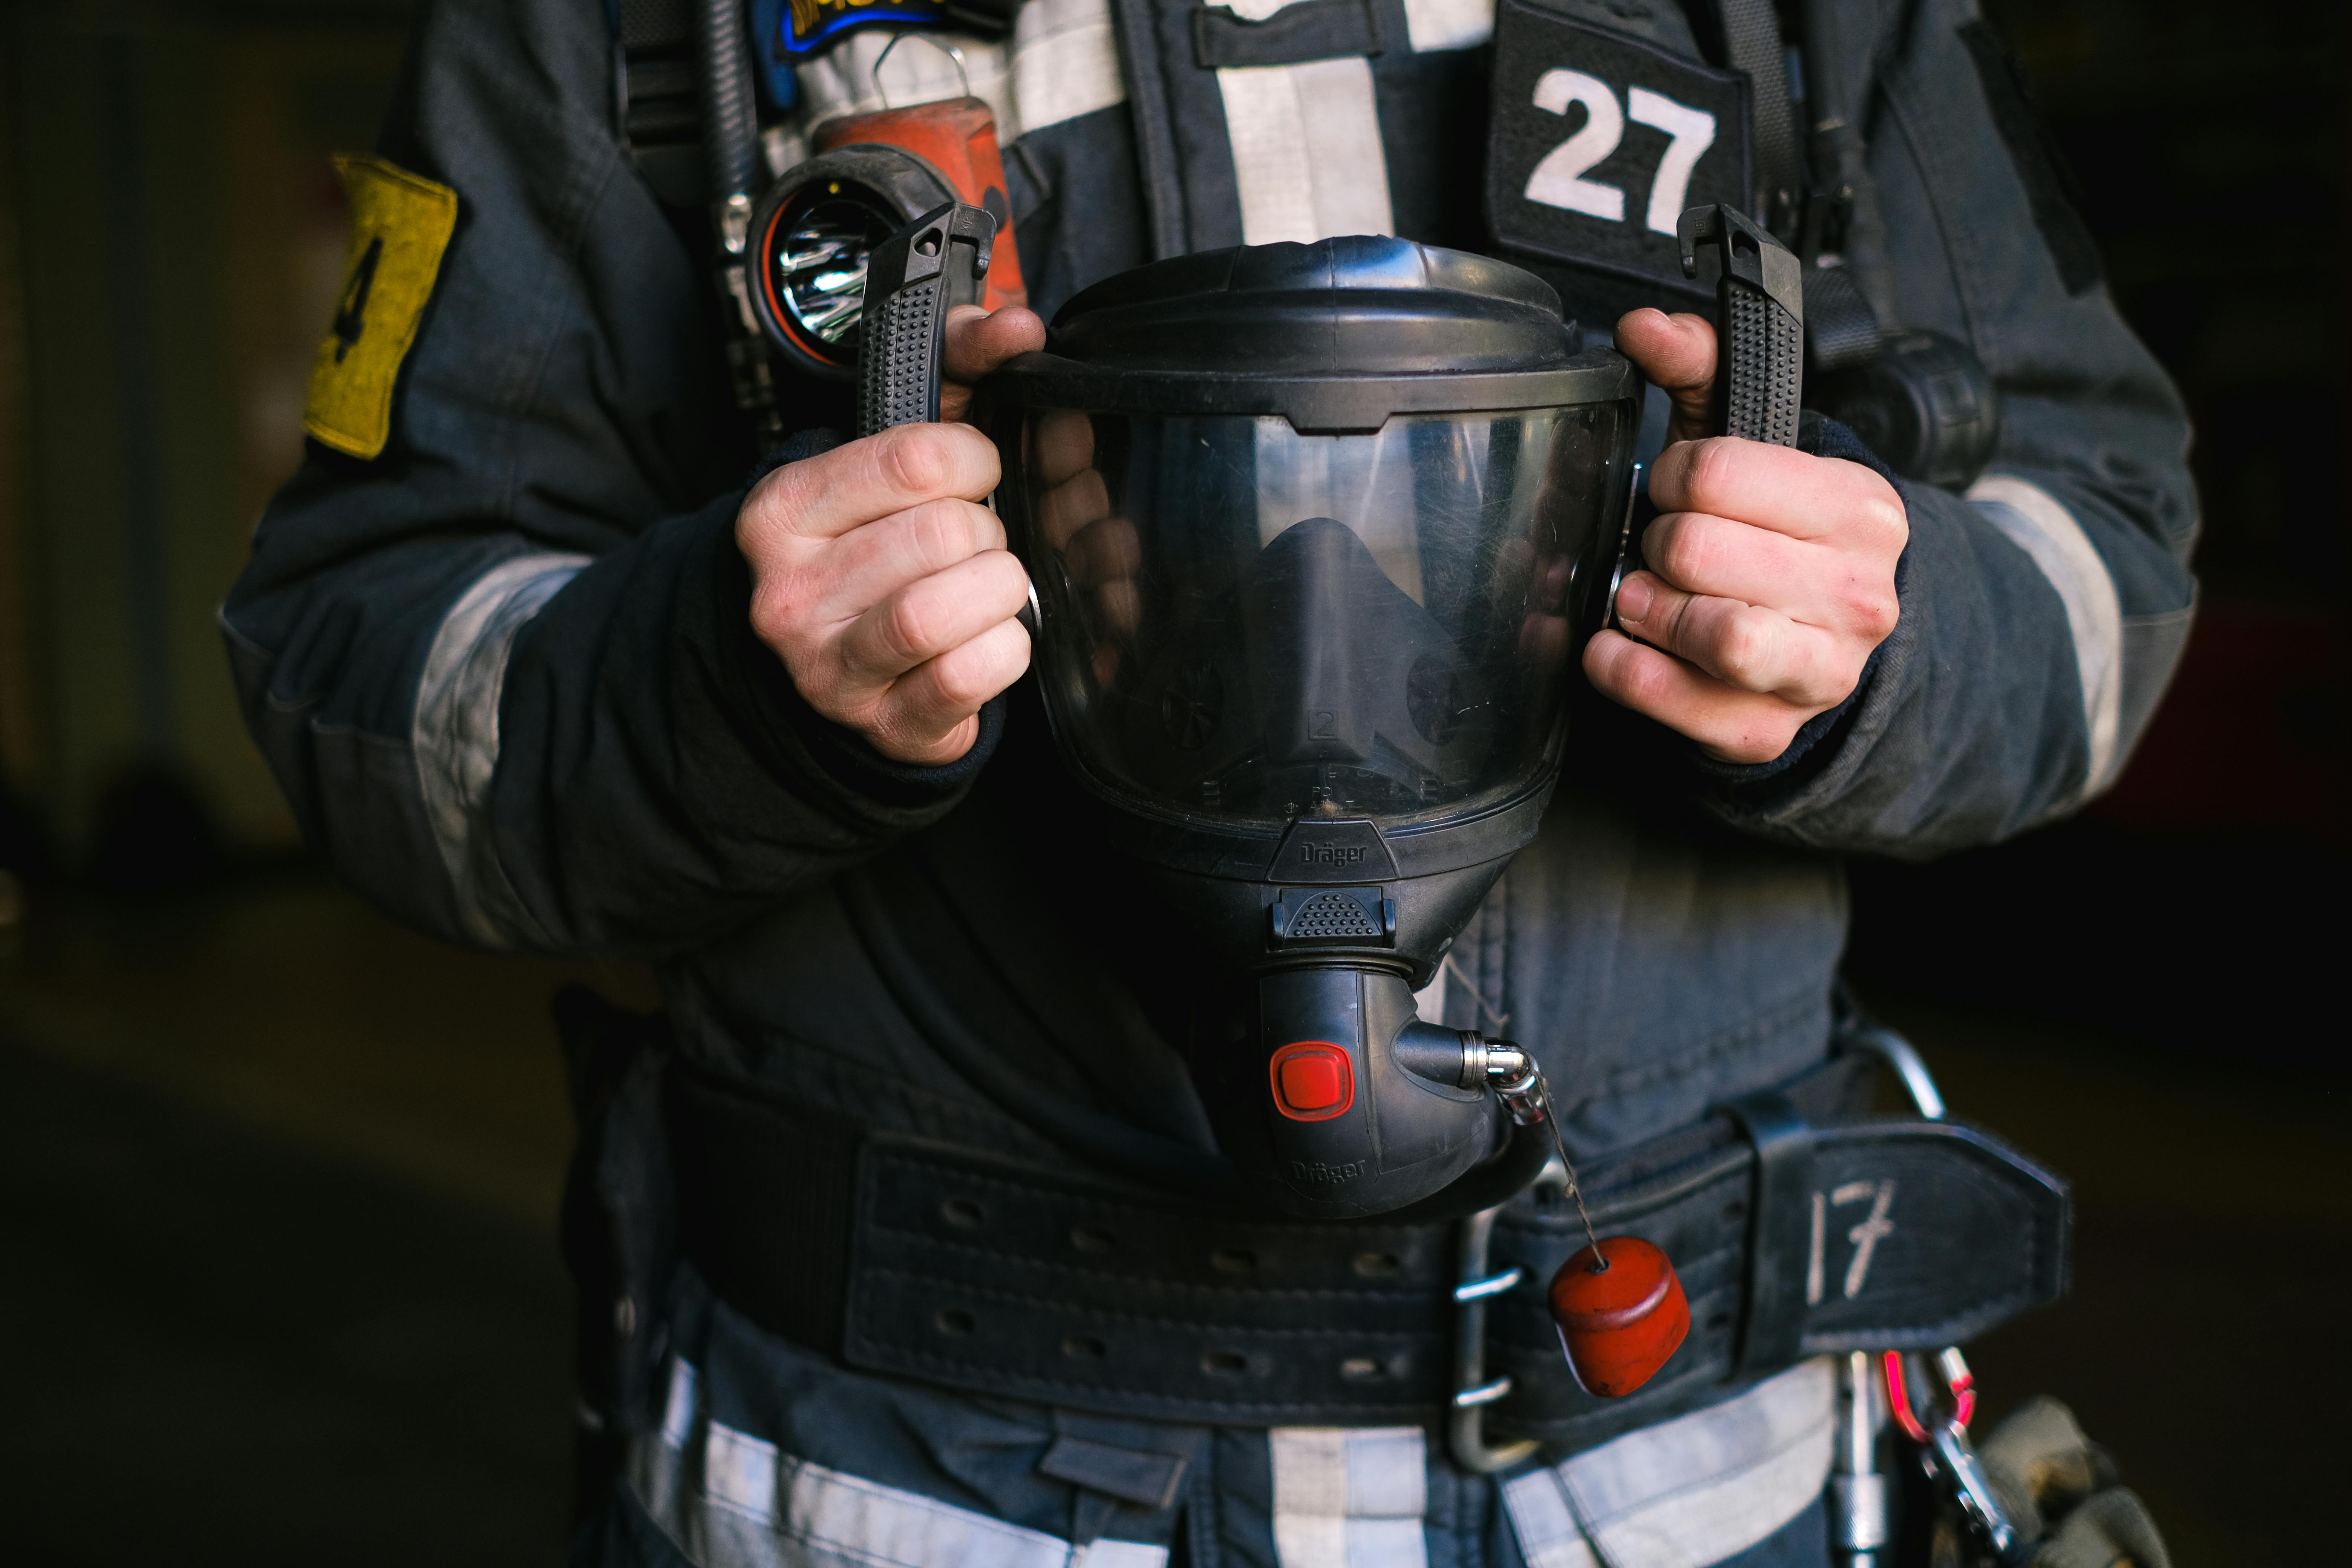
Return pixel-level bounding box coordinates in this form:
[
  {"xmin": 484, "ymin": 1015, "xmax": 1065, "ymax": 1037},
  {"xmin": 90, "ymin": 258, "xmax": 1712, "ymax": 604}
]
[{"xmin": 666, "ymin": 1054, "xmax": 2067, "ymax": 1441}]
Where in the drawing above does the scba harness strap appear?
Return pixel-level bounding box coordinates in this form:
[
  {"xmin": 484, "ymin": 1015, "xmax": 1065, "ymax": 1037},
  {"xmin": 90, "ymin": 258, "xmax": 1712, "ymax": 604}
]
[{"xmin": 660, "ymin": 1049, "xmax": 2067, "ymax": 1446}]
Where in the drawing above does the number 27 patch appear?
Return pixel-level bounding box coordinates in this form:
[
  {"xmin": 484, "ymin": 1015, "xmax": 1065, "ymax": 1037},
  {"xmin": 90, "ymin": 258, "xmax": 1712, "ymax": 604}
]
[{"xmin": 1486, "ymin": 1, "xmax": 1753, "ymax": 302}]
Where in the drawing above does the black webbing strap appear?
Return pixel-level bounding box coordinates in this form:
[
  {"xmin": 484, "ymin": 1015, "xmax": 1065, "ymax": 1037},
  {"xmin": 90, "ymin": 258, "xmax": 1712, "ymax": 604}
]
[
  {"xmin": 1721, "ymin": 1089, "xmax": 1816, "ymax": 1374},
  {"xmin": 1700, "ymin": 0, "xmax": 1890, "ymax": 366},
  {"xmin": 1712, "ymin": 0, "xmax": 1802, "ymax": 224},
  {"xmin": 615, "ymin": 0, "xmax": 706, "ymax": 206},
  {"xmin": 1803, "ymin": 263, "xmax": 1882, "ymax": 371}
]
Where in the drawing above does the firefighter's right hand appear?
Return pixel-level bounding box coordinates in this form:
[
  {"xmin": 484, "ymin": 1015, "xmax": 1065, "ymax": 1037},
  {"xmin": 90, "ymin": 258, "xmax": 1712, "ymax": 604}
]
[{"xmin": 739, "ymin": 419, "xmax": 1029, "ymax": 766}]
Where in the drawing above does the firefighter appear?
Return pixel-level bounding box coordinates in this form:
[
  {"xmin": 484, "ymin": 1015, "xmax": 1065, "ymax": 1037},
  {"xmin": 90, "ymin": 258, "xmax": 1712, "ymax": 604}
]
[{"xmin": 225, "ymin": 1, "xmax": 2191, "ymax": 1563}]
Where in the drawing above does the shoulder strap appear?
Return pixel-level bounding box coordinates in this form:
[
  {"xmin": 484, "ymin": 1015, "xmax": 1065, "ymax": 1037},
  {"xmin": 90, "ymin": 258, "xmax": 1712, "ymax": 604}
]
[
  {"xmin": 616, "ymin": 0, "xmax": 707, "ymax": 205},
  {"xmin": 1710, "ymin": 0, "xmax": 1804, "ymax": 230}
]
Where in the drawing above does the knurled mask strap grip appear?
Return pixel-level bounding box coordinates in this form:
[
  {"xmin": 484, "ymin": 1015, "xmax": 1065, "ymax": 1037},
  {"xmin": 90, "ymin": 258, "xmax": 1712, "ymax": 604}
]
[
  {"xmin": 856, "ymin": 201, "xmax": 997, "ymax": 437},
  {"xmin": 1678, "ymin": 202, "xmax": 1805, "ymax": 446}
]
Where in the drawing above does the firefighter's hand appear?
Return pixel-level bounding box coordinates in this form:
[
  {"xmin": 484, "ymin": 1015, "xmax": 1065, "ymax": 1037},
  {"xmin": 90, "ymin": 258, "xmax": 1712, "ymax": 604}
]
[
  {"xmin": 941, "ymin": 303, "xmax": 1044, "ymax": 422},
  {"xmin": 738, "ymin": 307, "xmax": 1044, "ymax": 766},
  {"xmin": 1584, "ymin": 308, "xmax": 1906, "ymax": 765}
]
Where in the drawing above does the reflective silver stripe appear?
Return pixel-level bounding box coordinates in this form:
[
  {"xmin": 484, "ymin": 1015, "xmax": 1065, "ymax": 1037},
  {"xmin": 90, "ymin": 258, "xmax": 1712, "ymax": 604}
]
[
  {"xmin": 411, "ymin": 552, "xmax": 588, "ymax": 947},
  {"xmin": 1966, "ymin": 474, "xmax": 2126, "ymax": 796},
  {"xmin": 1219, "ymin": 52, "xmax": 1396, "ymax": 246},
  {"xmin": 1268, "ymin": 1426, "xmax": 1429, "ymax": 1568},
  {"xmin": 793, "ymin": 0, "xmax": 1125, "ymax": 147},
  {"xmin": 1009, "ymin": 0, "xmax": 1129, "ymax": 138},
  {"xmin": 1402, "ymin": 0, "xmax": 1495, "ymax": 51},
  {"xmin": 628, "ymin": 1361, "xmax": 1168, "ymax": 1568},
  {"xmin": 1503, "ymin": 1358, "xmax": 1836, "ymax": 1568}
]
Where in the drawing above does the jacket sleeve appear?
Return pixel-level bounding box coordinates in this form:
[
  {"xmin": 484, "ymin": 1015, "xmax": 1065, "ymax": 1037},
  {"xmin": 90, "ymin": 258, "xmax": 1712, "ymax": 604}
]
[
  {"xmin": 222, "ymin": 0, "xmax": 985, "ymax": 957},
  {"xmin": 1697, "ymin": 0, "xmax": 2199, "ymax": 859}
]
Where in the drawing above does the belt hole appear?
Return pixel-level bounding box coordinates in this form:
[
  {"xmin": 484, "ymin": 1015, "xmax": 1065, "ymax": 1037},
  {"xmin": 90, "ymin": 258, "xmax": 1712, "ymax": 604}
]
[
  {"xmin": 935, "ymin": 1308, "xmax": 977, "ymax": 1337},
  {"xmin": 1201, "ymin": 1350, "xmax": 1248, "ymax": 1377},
  {"xmin": 941, "ymin": 1197, "xmax": 985, "ymax": 1229},
  {"xmin": 1705, "ymin": 1312, "xmax": 1732, "ymax": 1334},
  {"xmin": 1721, "ymin": 1200, "xmax": 1746, "ymax": 1222},
  {"xmin": 1352, "ymin": 1251, "xmax": 1401, "ymax": 1277},
  {"xmin": 1211, "ymin": 1248, "xmax": 1257, "ymax": 1273},
  {"xmin": 1062, "ymin": 1334, "xmax": 1107, "ymax": 1360},
  {"xmin": 1070, "ymin": 1223, "xmax": 1116, "ymax": 1254}
]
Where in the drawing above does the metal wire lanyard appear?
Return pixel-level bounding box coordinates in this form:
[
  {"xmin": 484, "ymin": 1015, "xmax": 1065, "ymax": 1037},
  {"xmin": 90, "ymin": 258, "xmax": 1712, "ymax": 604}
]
[{"xmin": 1448, "ymin": 1059, "xmax": 1603, "ymax": 1474}]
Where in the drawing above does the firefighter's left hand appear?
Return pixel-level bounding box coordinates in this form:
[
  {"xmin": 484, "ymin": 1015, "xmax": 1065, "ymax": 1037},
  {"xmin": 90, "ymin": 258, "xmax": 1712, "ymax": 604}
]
[{"xmin": 1585, "ymin": 308, "xmax": 1907, "ymax": 765}]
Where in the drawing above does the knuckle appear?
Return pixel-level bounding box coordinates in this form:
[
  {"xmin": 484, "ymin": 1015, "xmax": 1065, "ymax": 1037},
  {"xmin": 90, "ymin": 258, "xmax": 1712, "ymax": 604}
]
[
  {"xmin": 1651, "ymin": 517, "xmax": 1713, "ymax": 585},
  {"xmin": 1684, "ymin": 438, "xmax": 1743, "ymax": 510},
  {"xmin": 877, "ymin": 426, "xmax": 951, "ymax": 498},
  {"xmin": 907, "ymin": 500, "xmax": 975, "ymax": 568},
  {"xmin": 1831, "ymin": 564, "xmax": 1900, "ymax": 640},
  {"xmin": 1853, "ymin": 588, "xmax": 1900, "ymax": 642},
  {"xmin": 929, "ymin": 650, "xmax": 991, "ymax": 713},
  {"xmin": 884, "ymin": 591, "xmax": 944, "ymax": 663},
  {"xmin": 1713, "ymin": 613, "xmax": 1774, "ymax": 686},
  {"xmin": 1853, "ymin": 488, "xmax": 1908, "ymax": 551},
  {"xmin": 749, "ymin": 571, "xmax": 810, "ymax": 647},
  {"xmin": 969, "ymin": 499, "xmax": 1009, "ymax": 552},
  {"xmin": 1620, "ymin": 648, "xmax": 1677, "ymax": 707}
]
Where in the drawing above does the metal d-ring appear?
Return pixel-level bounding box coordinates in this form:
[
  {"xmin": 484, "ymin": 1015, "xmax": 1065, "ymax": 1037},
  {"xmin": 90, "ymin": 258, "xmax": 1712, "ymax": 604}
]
[
  {"xmin": 872, "ymin": 32, "xmax": 971, "ymax": 110},
  {"xmin": 1447, "ymin": 1204, "xmax": 1540, "ymax": 1474}
]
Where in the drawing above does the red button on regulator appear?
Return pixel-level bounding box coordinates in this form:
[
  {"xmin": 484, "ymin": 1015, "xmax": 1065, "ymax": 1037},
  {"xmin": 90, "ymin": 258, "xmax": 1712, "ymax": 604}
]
[{"xmin": 1269, "ymin": 1041, "xmax": 1354, "ymax": 1121}]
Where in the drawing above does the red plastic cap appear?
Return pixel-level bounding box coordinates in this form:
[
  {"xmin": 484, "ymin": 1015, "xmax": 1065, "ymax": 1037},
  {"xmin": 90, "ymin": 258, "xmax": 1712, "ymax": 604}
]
[
  {"xmin": 1547, "ymin": 1236, "xmax": 1689, "ymax": 1398},
  {"xmin": 1268, "ymin": 1041, "xmax": 1354, "ymax": 1121}
]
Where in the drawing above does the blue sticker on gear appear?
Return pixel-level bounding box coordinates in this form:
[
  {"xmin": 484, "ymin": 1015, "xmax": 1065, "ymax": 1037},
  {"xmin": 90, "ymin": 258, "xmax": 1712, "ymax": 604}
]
[
  {"xmin": 774, "ymin": 0, "xmax": 951, "ymax": 58},
  {"xmin": 1486, "ymin": 0, "xmax": 1754, "ymax": 303}
]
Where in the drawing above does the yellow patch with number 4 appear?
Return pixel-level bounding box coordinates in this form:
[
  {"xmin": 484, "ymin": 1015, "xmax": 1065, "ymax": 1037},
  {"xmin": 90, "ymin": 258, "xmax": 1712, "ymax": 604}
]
[{"xmin": 303, "ymin": 154, "xmax": 459, "ymax": 461}]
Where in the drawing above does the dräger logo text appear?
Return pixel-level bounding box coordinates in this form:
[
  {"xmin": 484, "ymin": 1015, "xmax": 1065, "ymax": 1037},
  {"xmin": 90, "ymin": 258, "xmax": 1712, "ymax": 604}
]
[
  {"xmin": 1291, "ymin": 1159, "xmax": 1368, "ymax": 1184},
  {"xmin": 1297, "ymin": 844, "xmax": 1368, "ymax": 865}
]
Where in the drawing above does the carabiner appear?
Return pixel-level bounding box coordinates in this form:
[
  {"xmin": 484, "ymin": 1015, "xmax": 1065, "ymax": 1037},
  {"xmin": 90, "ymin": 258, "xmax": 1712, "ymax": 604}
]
[
  {"xmin": 1882, "ymin": 1345, "xmax": 1977, "ymax": 1441},
  {"xmin": 1885, "ymin": 1348, "xmax": 2030, "ymax": 1566}
]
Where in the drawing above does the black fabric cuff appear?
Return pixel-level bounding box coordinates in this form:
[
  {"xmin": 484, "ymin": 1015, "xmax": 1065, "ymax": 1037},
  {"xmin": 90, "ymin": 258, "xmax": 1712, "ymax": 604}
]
[
  {"xmin": 749, "ymin": 426, "xmax": 844, "ymax": 487},
  {"xmin": 1687, "ymin": 412, "xmax": 1914, "ymax": 797},
  {"xmin": 795, "ymin": 692, "xmax": 1009, "ymax": 808}
]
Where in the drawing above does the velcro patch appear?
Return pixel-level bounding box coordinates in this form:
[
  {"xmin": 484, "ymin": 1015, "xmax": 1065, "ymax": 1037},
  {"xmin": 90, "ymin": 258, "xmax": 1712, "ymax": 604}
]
[
  {"xmin": 1486, "ymin": 0, "xmax": 1752, "ymax": 302},
  {"xmin": 303, "ymin": 155, "xmax": 458, "ymax": 461}
]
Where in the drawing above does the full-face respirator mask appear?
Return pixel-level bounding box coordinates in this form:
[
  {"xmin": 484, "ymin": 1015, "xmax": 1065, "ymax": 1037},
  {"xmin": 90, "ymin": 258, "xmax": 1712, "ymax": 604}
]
[{"xmin": 976, "ymin": 239, "xmax": 1639, "ymax": 1222}]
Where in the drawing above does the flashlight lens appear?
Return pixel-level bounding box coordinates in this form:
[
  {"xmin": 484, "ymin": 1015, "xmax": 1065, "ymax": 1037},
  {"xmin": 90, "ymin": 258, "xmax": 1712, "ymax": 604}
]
[{"xmin": 775, "ymin": 196, "xmax": 890, "ymax": 351}]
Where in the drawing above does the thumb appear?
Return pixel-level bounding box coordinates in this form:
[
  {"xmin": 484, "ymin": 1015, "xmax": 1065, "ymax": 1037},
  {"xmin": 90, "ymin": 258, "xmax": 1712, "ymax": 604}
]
[
  {"xmin": 1614, "ymin": 308, "xmax": 1718, "ymax": 446},
  {"xmin": 940, "ymin": 304, "xmax": 1046, "ymax": 423}
]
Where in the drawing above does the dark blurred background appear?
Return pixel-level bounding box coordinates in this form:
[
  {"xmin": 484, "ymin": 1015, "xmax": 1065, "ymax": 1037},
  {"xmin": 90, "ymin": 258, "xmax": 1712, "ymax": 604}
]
[{"xmin": 0, "ymin": 0, "xmax": 2341, "ymax": 1562}]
